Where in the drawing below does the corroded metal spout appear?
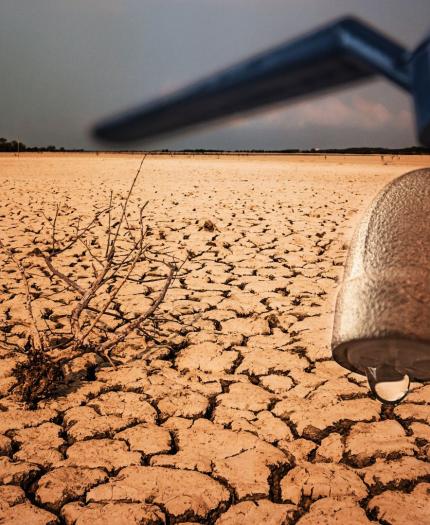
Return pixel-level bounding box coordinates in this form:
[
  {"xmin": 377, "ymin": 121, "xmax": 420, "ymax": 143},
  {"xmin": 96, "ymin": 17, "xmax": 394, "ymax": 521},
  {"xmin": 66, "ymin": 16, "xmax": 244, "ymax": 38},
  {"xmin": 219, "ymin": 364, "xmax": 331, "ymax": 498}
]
[{"xmin": 332, "ymin": 168, "xmax": 430, "ymax": 402}]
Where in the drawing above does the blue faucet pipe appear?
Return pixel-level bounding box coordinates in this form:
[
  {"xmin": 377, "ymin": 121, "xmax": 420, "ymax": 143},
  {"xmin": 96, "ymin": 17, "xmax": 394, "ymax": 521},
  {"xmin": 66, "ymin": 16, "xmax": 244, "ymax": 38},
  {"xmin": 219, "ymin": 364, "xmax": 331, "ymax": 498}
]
[{"xmin": 93, "ymin": 16, "xmax": 430, "ymax": 147}]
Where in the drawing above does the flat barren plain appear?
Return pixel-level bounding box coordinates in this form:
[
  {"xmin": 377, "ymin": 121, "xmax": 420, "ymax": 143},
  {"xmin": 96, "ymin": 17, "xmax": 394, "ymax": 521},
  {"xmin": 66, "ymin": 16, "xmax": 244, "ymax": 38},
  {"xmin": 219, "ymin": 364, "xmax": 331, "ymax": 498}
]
[{"xmin": 0, "ymin": 153, "xmax": 429, "ymax": 524}]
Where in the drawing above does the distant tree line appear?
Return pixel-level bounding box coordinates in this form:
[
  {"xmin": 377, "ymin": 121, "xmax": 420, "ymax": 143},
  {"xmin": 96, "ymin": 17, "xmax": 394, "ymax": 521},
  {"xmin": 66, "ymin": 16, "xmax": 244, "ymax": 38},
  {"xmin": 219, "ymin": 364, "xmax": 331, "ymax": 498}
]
[
  {"xmin": 1, "ymin": 137, "xmax": 429, "ymax": 155},
  {"xmin": 0, "ymin": 137, "xmax": 80, "ymax": 152},
  {"xmin": 169, "ymin": 146, "xmax": 430, "ymax": 155},
  {"xmin": 301, "ymin": 146, "xmax": 430, "ymax": 155},
  {"xmin": 148, "ymin": 146, "xmax": 430, "ymax": 155}
]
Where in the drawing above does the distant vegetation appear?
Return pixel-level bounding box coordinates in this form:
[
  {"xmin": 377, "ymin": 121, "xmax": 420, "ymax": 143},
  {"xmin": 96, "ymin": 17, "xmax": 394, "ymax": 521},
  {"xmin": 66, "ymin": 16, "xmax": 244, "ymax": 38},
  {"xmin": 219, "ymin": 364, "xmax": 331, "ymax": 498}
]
[
  {"xmin": 0, "ymin": 137, "xmax": 79, "ymax": 152},
  {"xmin": 1, "ymin": 137, "xmax": 429, "ymax": 154},
  {"xmin": 297, "ymin": 146, "xmax": 430, "ymax": 155},
  {"xmin": 164, "ymin": 146, "xmax": 430, "ymax": 155}
]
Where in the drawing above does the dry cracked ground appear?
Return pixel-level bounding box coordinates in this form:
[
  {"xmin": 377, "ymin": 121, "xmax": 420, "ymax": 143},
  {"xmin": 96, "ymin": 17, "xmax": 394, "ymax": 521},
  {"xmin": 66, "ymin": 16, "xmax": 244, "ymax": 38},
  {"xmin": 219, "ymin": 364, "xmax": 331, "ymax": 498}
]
[{"xmin": 0, "ymin": 153, "xmax": 430, "ymax": 525}]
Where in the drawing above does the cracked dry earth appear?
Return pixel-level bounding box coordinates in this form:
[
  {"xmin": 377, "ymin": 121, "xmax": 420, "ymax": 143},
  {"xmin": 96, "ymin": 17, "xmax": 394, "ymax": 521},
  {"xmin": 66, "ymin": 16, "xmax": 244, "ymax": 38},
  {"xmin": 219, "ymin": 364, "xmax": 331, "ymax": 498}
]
[{"xmin": 1, "ymin": 153, "xmax": 430, "ymax": 525}]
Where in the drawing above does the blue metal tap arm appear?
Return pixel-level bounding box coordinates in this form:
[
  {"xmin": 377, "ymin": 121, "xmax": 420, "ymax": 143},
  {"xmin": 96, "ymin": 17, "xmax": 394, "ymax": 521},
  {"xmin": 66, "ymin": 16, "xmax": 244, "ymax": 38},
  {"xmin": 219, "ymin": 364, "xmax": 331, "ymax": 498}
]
[{"xmin": 93, "ymin": 16, "xmax": 430, "ymax": 147}]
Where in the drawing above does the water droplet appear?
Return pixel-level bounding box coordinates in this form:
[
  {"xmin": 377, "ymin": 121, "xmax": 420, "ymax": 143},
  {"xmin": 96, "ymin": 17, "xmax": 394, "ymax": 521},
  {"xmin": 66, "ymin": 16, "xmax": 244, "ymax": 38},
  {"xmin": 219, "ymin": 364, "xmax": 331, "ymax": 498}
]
[{"xmin": 365, "ymin": 365, "xmax": 410, "ymax": 404}]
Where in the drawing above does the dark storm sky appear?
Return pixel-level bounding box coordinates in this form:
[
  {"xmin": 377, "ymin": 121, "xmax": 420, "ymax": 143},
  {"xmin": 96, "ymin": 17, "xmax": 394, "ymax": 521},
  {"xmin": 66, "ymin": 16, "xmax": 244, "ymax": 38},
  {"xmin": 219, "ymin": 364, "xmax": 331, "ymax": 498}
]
[{"xmin": 1, "ymin": 0, "xmax": 429, "ymax": 150}]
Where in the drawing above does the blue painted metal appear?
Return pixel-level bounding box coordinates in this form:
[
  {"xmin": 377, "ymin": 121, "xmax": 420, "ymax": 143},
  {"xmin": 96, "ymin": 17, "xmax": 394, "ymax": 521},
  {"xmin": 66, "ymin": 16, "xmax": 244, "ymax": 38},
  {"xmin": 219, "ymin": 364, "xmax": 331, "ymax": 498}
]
[
  {"xmin": 412, "ymin": 36, "xmax": 430, "ymax": 146},
  {"xmin": 93, "ymin": 16, "xmax": 430, "ymax": 146}
]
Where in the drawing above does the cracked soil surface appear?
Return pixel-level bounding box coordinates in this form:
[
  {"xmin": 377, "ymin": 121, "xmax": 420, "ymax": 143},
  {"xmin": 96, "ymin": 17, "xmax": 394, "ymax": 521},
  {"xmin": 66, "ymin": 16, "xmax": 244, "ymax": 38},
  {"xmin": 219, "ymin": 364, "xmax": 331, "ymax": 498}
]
[{"xmin": 0, "ymin": 153, "xmax": 429, "ymax": 524}]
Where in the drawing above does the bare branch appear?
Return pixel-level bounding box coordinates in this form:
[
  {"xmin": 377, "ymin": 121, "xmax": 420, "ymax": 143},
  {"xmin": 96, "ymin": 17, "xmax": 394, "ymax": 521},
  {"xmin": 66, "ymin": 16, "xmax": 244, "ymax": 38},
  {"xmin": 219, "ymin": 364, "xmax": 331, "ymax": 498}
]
[
  {"xmin": 55, "ymin": 205, "xmax": 110, "ymax": 254},
  {"xmin": 108, "ymin": 155, "xmax": 146, "ymax": 259},
  {"xmin": 0, "ymin": 241, "xmax": 43, "ymax": 351},
  {"xmin": 70, "ymin": 258, "xmax": 112, "ymax": 341},
  {"xmin": 105, "ymin": 190, "xmax": 113, "ymax": 258},
  {"xmin": 35, "ymin": 249, "xmax": 84, "ymax": 294},
  {"xmin": 51, "ymin": 203, "xmax": 60, "ymax": 252},
  {"xmin": 98, "ymin": 264, "xmax": 174, "ymax": 355},
  {"xmin": 78, "ymin": 237, "xmax": 104, "ymax": 266},
  {"xmin": 77, "ymin": 241, "xmax": 144, "ymax": 346}
]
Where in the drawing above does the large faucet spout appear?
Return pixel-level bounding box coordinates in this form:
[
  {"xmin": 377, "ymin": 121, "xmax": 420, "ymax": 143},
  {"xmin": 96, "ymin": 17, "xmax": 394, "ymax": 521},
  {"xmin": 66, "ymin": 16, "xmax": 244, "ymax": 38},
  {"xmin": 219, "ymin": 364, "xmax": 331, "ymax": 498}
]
[{"xmin": 93, "ymin": 16, "xmax": 424, "ymax": 145}]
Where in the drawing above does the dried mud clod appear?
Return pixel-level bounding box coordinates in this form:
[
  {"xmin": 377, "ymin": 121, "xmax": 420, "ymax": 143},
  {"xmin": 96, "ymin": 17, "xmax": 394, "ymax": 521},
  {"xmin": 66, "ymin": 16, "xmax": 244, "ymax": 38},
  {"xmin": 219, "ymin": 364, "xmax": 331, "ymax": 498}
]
[{"xmin": 202, "ymin": 219, "xmax": 217, "ymax": 232}]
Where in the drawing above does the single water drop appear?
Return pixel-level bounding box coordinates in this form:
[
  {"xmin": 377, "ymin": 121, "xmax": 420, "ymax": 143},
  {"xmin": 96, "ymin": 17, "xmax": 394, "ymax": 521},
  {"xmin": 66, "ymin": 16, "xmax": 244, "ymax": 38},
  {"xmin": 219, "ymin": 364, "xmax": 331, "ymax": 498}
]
[{"xmin": 365, "ymin": 364, "xmax": 410, "ymax": 404}]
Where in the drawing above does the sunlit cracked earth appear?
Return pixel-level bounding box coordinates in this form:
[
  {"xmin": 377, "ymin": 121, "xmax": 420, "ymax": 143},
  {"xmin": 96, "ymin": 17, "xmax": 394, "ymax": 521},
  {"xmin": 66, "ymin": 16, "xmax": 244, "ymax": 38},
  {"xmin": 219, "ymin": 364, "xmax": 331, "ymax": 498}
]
[{"xmin": 0, "ymin": 153, "xmax": 429, "ymax": 525}]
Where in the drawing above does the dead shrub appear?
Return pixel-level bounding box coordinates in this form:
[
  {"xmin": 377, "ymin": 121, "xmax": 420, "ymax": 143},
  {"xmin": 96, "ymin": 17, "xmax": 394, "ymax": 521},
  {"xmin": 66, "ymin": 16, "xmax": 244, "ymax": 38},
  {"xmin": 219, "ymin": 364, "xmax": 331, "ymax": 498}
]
[{"xmin": 0, "ymin": 157, "xmax": 183, "ymax": 406}]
